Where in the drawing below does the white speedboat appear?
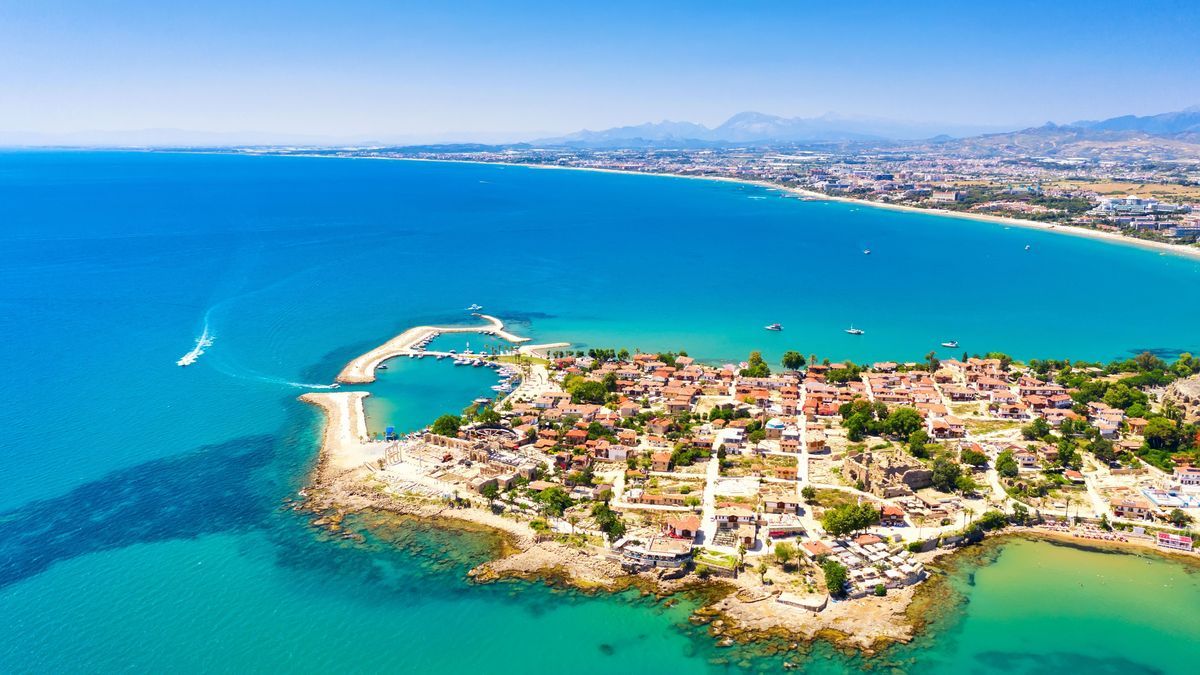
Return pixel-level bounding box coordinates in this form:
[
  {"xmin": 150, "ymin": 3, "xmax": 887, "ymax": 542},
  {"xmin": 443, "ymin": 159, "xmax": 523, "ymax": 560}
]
[
  {"xmin": 845, "ymin": 326, "xmax": 865, "ymax": 335},
  {"xmin": 941, "ymin": 340, "xmax": 959, "ymax": 348},
  {"xmin": 466, "ymin": 303, "xmax": 483, "ymax": 311},
  {"xmin": 764, "ymin": 323, "xmax": 783, "ymax": 331}
]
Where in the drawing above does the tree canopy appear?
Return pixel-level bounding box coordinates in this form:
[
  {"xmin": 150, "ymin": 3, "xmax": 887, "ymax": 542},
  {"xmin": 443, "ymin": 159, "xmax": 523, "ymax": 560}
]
[
  {"xmin": 821, "ymin": 502, "xmax": 881, "ymax": 537},
  {"xmin": 431, "ymin": 414, "xmax": 463, "ymax": 437},
  {"xmin": 781, "ymin": 351, "xmax": 806, "ymax": 371}
]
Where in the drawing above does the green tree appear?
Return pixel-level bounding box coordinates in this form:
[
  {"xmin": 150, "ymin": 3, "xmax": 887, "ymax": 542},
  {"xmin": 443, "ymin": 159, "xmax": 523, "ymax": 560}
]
[
  {"xmin": 774, "ymin": 541, "xmax": 797, "ymax": 569},
  {"xmin": 431, "ymin": 414, "xmax": 462, "ymax": 437},
  {"xmin": 801, "ymin": 485, "xmax": 817, "ymax": 503},
  {"xmin": 536, "ymin": 486, "xmax": 573, "ymax": 517},
  {"xmin": 1168, "ymin": 508, "xmax": 1194, "ymax": 527},
  {"xmin": 1022, "ymin": 417, "xmax": 1051, "ymax": 441},
  {"xmin": 822, "ymin": 559, "xmax": 849, "ymax": 597},
  {"xmin": 1145, "ymin": 417, "xmax": 1179, "ymax": 450},
  {"xmin": 955, "ymin": 473, "xmax": 980, "ymax": 495},
  {"xmin": 781, "ymin": 351, "xmax": 807, "ymax": 371},
  {"xmin": 908, "ymin": 429, "xmax": 930, "ymax": 459},
  {"xmin": 821, "ymin": 502, "xmax": 881, "ymax": 536},
  {"xmin": 995, "ymin": 450, "xmax": 1019, "ymax": 478},
  {"xmin": 590, "ymin": 502, "xmax": 627, "ymax": 542},
  {"xmin": 477, "ymin": 407, "xmax": 501, "ymax": 425},
  {"xmin": 930, "ymin": 456, "xmax": 963, "ymax": 492},
  {"xmin": 741, "ymin": 351, "xmax": 771, "ymax": 378},
  {"xmin": 925, "ymin": 351, "xmax": 940, "ymax": 373},
  {"xmin": 568, "ymin": 379, "xmax": 608, "ymax": 404},
  {"xmin": 960, "ymin": 447, "xmax": 988, "ymax": 468},
  {"xmin": 480, "ymin": 482, "xmax": 499, "ymax": 504},
  {"xmin": 885, "ymin": 407, "xmax": 924, "ymax": 438}
]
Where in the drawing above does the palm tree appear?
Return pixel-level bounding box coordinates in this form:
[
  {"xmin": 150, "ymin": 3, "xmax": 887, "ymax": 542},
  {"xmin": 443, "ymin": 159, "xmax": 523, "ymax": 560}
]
[
  {"xmin": 757, "ymin": 561, "xmax": 769, "ymax": 584},
  {"xmin": 567, "ymin": 514, "xmax": 579, "ymax": 536}
]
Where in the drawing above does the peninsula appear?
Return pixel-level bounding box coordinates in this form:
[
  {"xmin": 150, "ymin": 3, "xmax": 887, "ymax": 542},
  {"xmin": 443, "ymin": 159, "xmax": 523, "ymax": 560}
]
[{"xmin": 301, "ymin": 317, "xmax": 1200, "ymax": 651}]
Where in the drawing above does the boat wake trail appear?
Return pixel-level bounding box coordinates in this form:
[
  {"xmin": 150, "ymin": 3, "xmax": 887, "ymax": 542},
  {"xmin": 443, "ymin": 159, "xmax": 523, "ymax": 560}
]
[{"xmin": 177, "ymin": 325, "xmax": 214, "ymax": 367}]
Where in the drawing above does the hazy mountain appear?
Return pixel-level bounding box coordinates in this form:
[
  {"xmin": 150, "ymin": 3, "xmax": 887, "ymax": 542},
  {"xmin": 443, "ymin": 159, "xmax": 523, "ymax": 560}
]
[
  {"xmin": 908, "ymin": 120, "xmax": 1200, "ymax": 161},
  {"xmin": 535, "ymin": 111, "xmax": 1010, "ymax": 147},
  {"xmin": 1072, "ymin": 106, "xmax": 1200, "ymax": 135}
]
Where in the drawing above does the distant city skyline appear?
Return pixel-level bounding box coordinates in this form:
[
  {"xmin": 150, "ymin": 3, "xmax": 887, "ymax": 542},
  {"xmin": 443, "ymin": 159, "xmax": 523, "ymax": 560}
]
[{"xmin": 2, "ymin": 1, "xmax": 1199, "ymax": 143}]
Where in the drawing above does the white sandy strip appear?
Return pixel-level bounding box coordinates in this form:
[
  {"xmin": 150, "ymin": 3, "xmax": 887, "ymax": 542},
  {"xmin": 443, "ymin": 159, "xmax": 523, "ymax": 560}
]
[
  {"xmin": 337, "ymin": 314, "xmax": 530, "ymax": 384},
  {"xmin": 518, "ymin": 342, "xmax": 571, "ymax": 358},
  {"xmin": 300, "ymin": 391, "xmax": 381, "ymax": 473}
]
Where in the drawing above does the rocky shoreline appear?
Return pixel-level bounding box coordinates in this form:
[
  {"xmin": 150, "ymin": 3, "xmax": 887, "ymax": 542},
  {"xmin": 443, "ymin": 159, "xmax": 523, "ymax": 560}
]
[{"xmin": 296, "ymin": 412, "xmax": 943, "ymax": 655}]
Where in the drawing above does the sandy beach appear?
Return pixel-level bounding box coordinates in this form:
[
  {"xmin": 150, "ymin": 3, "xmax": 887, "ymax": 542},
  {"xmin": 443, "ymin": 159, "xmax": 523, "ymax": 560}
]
[
  {"xmin": 378, "ymin": 156, "xmax": 1200, "ymax": 262},
  {"xmin": 298, "ymin": 391, "xmax": 379, "ymax": 474},
  {"xmin": 336, "ymin": 313, "xmax": 530, "ymax": 384}
]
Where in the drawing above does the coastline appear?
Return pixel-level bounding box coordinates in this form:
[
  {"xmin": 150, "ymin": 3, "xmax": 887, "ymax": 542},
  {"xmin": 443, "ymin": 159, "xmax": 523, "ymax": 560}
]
[
  {"xmin": 296, "ymin": 323, "xmax": 1200, "ymax": 658},
  {"xmin": 297, "ymin": 383, "xmax": 936, "ymax": 651},
  {"xmin": 170, "ymin": 148, "xmax": 1200, "ymax": 261},
  {"xmin": 296, "ymin": 323, "xmax": 961, "ymax": 653},
  {"xmin": 341, "ymin": 154, "xmax": 1200, "ymax": 262}
]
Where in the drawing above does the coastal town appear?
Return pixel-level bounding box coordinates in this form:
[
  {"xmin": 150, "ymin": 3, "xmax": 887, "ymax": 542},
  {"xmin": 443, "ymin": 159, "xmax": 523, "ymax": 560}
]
[
  {"xmin": 256, "ymin": 145, "xmax": 1200, "ymax": 250},
  {"xmin": 301, "ymin": 315, "xmax": 1200, "ymax": 644}
]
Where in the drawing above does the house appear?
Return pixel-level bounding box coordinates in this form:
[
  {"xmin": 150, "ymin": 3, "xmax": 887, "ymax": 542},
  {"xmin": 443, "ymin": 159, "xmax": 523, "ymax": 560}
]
[
  {"xmin": 880, "ymin": 504, "xmax": 907, "ymax": 527},
  {"xmin": 602, "ymin": 441, "xmax": 628, "ymax": 462},
  {"xmin": 663, "ymin": 515, "xmax": 701, "ymax": 539},
  {"xmin": 714, "ymin": 506, "xmax": 758, "ymax": 527},
  {"xmin": 1174, "ymin": 466, "xmax": 1200, "ymax": 491},
  {"xmin": 1126, "ymin": 417, "xmax": 1150, "ymax": 436},
  {"xmin": 618, "ymin": 401, "xmax": 641, "ymax": 418},
  {"xmin": 802, "ymin": 540, "xmax": 833, "ymax": 558},
  {"xmin": 763, "ymin": 497, "xmax": 802, "ymax": 514},
  {"xmin": 1014, "ymin": 449, "xmax": 1039, "ymax": 470},
  {"xmin": 1157, "ymin": 532, "xmax": 1194, "ymax": 552},
  {"xmin": 619, "ymin": 536, "xmax": 693, "ymax": 569},
  {"xmin": 1111, "ymin": 496, "xmax": 1155, "ymax": 521},
  {"xmin": 650, "ymin": 451, "xmax": 672, "ymax": 473},
  {"xmin": 647, "ymin": 418, "xmax": 672, "ymax": 435}
]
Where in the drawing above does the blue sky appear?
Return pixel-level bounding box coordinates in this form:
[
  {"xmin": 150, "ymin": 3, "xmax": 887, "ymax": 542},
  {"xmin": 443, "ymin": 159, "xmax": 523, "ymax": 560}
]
[{"xmin": 2, "ymin": 0, "xmax": 1198, "ymax": 141}]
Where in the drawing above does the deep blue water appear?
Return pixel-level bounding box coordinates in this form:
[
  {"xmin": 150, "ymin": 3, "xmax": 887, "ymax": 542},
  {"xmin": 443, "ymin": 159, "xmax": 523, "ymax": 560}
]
[{"xmin": 1, "ymin": 151, "xmax": 1198, "ymax": 673}]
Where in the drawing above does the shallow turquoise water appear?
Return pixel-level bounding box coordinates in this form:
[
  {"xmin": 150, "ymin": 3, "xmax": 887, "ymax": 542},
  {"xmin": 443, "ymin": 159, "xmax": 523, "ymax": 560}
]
[{"xmin": 1, "ymin": 151, "xmax": 1199, "ymax": 673}]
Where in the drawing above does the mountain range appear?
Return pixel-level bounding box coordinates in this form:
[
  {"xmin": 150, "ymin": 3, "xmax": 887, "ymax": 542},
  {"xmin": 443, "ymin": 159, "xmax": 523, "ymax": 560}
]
[
  {"xmin": 533, "ymin": 107, "xmax": 1200, "ymax": 149},
  {"xmin": 533, "ymin": 111, "xmax": 1009, "ymax": 147}
]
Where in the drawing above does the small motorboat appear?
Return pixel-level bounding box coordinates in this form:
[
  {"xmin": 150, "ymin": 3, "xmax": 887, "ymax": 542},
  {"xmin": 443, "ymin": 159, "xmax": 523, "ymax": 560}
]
[
  {"xmin": 845, "ymin": 326, "xmax": 865, "ymax": 336},
  {"xmin": 863, "ymin": 249, "xmax": 871, "ymax": 255},
  {"xmin": 941, "ymin": 340, "xmax": 959, "ymax": 348},
  {"xmin": 466, "ymin": 303, "xmax": 483, "ymax": 311},
  {"xmin": 764, "ymin": 323, "xmax": 783, "ymax": 331},
  {"xmin": 1024, "ymin": 245, "xmax": 1031, "ymax": 251}
]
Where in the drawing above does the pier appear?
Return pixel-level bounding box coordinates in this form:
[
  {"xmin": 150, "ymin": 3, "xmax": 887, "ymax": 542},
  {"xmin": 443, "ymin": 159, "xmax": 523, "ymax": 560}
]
[{"xmin": 336, "ymin": 314, "xmax": 531, "ymax": 384}]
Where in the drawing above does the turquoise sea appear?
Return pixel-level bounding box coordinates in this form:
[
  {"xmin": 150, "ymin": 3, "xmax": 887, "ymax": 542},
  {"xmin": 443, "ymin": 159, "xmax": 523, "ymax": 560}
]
[{"xmin": 2, "ymin": 151, "xmax": 1199, "ymax": 673}]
